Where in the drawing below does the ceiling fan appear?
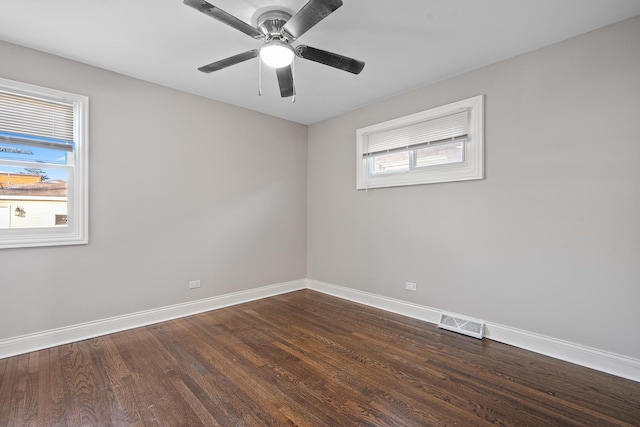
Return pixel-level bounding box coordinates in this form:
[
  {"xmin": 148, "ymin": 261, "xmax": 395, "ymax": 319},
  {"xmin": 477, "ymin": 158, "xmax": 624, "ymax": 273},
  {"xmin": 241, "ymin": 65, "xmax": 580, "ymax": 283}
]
[{"xmin": 183, "ymin": 0, "xmax": 365, "ymax": 98}]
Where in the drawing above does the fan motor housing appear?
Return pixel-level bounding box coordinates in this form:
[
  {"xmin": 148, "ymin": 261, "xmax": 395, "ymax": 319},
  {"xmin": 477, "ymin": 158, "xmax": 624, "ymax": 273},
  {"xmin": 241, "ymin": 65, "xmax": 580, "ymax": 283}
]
[{"xmin": 257, "ymin": 10, "xmax": 291, "ymax": 39}]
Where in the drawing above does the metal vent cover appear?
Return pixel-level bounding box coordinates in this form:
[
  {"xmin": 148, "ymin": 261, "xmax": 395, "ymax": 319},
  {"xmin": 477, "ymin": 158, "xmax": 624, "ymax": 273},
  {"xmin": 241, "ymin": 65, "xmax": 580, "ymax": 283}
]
[{"xmin": 438, "ymin": 314, "xmax": 484, "ymax": 339}]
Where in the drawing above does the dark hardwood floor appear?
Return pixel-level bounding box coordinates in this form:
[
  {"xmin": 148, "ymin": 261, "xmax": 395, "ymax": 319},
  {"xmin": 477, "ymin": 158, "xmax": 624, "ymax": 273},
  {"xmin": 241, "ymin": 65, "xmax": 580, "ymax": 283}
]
[{"xmin": 1, "ymin": 290, "xmax": 639, "ymax": 426}]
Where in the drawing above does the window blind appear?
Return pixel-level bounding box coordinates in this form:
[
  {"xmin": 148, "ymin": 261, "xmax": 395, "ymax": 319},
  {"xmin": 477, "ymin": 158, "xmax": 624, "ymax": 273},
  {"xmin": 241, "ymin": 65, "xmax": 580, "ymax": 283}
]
[
  {"xmin": 363, "ymin": 109, "xmax": 469, "ymax": 158},
  {"xmin": 0, "ymin": 90, "xmax": 74, "ymax": 151}
]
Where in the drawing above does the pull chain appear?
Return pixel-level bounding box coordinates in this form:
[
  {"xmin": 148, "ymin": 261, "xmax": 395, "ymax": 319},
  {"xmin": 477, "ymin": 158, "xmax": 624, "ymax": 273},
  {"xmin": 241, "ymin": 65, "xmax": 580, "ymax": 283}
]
[
  {"xmin": 258, "ymin": 56, "xmax": 262, "ymax": 96},
  {"xmin": 291, "ymin": 59, "xmax": 296, "ymax": 104}
]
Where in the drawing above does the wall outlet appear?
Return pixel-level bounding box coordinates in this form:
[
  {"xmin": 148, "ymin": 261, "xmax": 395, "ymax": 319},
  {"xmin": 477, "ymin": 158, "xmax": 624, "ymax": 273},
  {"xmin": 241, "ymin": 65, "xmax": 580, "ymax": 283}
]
[
  {"xmin": 188, "ymin": 280, "xmax": 201, "ymax": 289},
  {"xmin": 405, "ymin": 282, "xmax": 417, "ymax": 291}
]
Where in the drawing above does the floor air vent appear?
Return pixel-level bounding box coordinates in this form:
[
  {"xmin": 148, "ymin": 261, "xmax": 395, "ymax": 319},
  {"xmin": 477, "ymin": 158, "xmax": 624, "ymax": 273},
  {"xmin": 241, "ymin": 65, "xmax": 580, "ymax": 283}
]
[{"xmin": 438, "ymin": 314, "xmax": 484, "ymax": 339}]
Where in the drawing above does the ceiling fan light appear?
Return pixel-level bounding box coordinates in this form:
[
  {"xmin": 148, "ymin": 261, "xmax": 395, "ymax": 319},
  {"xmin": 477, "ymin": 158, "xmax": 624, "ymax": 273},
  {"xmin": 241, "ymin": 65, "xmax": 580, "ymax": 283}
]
[{"xmin": 260, "ymin": 40, "xmax": 294, "ymax": 68}]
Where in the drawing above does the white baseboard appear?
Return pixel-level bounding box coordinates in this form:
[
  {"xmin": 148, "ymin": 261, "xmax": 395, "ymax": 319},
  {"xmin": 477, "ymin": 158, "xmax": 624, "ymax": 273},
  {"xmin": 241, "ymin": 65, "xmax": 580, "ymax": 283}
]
[
  {"xmin": 307, "ymin": 279, "xmax": 640, "ymax": 383},
  {"xmin": 2, "ymin": 277, "xmax": 639, "ymax": 383},
  {"xmin": 0, "ymin": 279, "xmax": 306, "ymax": 360},
  {"xmin": 307, "ymin": 279, "xmax": 442, "ymax": 323}
]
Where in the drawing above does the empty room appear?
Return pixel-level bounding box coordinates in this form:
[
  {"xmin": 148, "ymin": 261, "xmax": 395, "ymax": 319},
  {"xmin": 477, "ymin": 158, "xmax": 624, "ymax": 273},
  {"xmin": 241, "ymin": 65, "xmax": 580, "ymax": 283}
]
[{"xmin": 1, "ymin": 0, "xmax": 639, "ymax": 425}]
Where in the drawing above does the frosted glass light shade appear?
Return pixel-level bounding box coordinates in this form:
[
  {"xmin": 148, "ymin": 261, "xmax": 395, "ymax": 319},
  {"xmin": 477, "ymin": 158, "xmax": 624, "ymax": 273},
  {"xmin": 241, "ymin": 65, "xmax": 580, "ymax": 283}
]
[{"xmin": 260, "ymin": 40, "xmax": 294, "ymax": 68}]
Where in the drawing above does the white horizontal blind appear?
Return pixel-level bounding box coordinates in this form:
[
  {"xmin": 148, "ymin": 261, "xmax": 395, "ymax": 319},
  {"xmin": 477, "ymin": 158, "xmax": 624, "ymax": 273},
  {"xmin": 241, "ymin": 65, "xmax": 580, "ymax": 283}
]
[
  {"xmin": 364, "ymin": 109, "xmax": 469, "ymax": 157},
  {"xmin": 0, "ymin": 90, "xmax": 74, "ymax": 142}
]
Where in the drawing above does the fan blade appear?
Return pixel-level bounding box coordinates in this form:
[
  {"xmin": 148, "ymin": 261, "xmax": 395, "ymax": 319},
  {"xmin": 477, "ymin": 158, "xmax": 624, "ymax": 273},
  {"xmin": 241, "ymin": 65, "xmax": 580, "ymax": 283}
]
[
  {"xmin": 198, "ymin": 50, "xmax": 258, "ymax": 73},
  {"xmin": 295, "ymin": 45, "xmax": 364, "ymax": 74},
  {"xmin": 276, "ymin": 66, "xmax": 295, "ymax": 98},
  {"xmin": 184, "ymin": 0, "xmax": 263, "ymax": 40},
  {"xmin": 283, "ymin": 0, "xmax": 343, "ymax": 41}
]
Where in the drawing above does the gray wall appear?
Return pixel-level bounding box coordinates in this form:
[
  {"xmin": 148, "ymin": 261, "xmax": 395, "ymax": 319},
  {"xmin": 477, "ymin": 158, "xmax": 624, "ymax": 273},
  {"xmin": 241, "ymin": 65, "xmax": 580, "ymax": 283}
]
[
  {"xmin": 307, "ymin": 16, "xmax": 640, "ymax": 359},
  {"xmin": 0, "ymin": 41, "xmax": 308, "ymax": 340}
]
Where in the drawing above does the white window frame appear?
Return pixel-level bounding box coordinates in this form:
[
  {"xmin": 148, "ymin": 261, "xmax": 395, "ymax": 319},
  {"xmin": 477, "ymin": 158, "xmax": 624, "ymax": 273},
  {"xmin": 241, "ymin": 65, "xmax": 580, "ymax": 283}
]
[
  {"xmin": 0, "ymin": 77, "xmax": 88, "ymax": 249},
  {"xmin": 356, "ymin": 95, "xmax": 484, "ymax": 189}
]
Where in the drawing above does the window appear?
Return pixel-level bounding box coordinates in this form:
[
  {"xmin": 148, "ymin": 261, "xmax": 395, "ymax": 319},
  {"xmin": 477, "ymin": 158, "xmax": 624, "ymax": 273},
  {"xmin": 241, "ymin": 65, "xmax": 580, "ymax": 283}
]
[
  {"xmin": 0, "ymin": 77, "xmax": 88, "ymax": 249},
  {"xmin": 356, "ymin": 95, "xmax": 483, "ymax": 189}
]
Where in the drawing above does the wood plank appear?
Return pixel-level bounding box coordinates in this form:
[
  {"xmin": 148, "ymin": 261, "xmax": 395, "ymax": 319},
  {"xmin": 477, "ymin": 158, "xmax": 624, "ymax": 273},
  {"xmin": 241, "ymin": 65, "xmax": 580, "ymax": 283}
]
[
  {"xmin": 36, "ymin": 346, "xmax": 68, "ymax": 426},
  {"xmin": 88, "ymin": 336, "xmax": 145, "ymax": 426},
  {"xmin": 1, "ymin": 289, "xmax": 639, "ymax": 426}
]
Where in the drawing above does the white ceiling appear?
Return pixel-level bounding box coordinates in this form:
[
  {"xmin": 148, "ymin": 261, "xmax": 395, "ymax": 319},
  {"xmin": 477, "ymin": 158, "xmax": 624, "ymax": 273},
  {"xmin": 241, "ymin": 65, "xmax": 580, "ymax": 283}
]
[{"xmin": 1, "ymin": 0, "xmax": 639, "ymax": 125}]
